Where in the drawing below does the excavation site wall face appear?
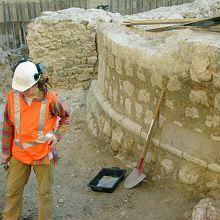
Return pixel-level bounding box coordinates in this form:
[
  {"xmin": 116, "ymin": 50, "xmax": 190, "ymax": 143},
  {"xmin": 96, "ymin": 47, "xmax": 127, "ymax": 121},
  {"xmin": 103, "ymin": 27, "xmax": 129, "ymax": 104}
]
[
  {"xmin": 87, "ymin": 23, "xmax": 220, "ymax": 190},
  {"xmin": 26, "ymin": 8, "xmax": 122, "ymax": 89}
]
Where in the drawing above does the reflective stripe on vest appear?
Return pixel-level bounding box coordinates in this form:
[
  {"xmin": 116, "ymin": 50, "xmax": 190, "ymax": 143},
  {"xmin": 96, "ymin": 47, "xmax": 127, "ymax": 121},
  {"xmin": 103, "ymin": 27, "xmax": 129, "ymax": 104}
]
[{"xmin": 13, "ymin": 91, "xmax": 52, "ymax": 149}]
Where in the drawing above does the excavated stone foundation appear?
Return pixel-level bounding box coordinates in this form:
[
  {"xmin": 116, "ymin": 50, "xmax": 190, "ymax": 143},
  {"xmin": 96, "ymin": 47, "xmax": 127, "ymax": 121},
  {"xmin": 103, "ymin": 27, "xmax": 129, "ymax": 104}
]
[
  {"xmin": 87, "ymin": 21, "xmax": 220, "ymax": 190},
  {"xmin": 25, "ymin": 0, "xmax": 220, "ymax": 190}
]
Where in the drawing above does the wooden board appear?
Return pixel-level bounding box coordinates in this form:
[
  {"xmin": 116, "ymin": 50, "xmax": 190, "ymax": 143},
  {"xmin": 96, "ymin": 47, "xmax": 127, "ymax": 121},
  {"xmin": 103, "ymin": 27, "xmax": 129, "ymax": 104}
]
[{"xmin": 124, "ymin": 18, "xmax": 203, "ymax": 26}]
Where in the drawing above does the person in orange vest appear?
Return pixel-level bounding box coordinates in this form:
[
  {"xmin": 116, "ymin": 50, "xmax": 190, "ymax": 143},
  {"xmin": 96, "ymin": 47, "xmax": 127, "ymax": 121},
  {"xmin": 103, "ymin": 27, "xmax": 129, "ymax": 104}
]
[{"xmin": 1, "ymin": 60, "xmax": 71, "ymax": 220}]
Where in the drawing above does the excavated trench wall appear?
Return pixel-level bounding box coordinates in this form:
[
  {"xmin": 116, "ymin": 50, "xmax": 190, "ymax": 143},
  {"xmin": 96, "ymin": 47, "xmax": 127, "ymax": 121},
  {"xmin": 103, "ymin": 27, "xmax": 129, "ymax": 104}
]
[{"xmin": 87, "ymin": 23, "xmax": 220, "ymax": 190}]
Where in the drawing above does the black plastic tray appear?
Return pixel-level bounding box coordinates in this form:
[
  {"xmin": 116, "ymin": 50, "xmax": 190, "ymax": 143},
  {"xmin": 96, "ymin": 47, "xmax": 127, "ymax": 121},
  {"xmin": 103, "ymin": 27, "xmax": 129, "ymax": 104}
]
[{"xmin": 88, "ymin": 167, "xmax": 126, "ymax": 193}]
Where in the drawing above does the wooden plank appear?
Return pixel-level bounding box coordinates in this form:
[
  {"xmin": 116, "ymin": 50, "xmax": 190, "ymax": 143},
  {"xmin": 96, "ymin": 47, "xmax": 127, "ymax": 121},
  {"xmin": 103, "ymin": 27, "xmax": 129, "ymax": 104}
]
[
  {"xmin": 147, "ymin": 25, "xmax": 220, "ymax": 33},
  {"xmin": 3, "ymin": 2, "xmax": 10, "ymax": 48},
  {"xmin": 124, "ymin": 18, "xmax": 203, "ymax": 26},
  {"xmin": 15, "ymin": 1, "xmax": 22, "ymax": 47},
  {"xmin": 33, "ymin": 2, "xmax": 36, "ymax": 17},
  {"xmin": 163, "ymin": 0, "xmax": 166, "ymax": 6},
  {"xmin": 53, "ymin": 0, "xmax": 57, "ymax": 10},
  {"xmin": 46, "ymin": 0, "xmax": 50, "ymax": 11},
  {"xmin": 125, "ymin": 0, "xmax": 127, "ymax": 14},
  {"xmin": 39, "ymin": 0, "xmax": 43, "ymax": 12},
  {"xmin": 57, "ymin": 0, "xmax": 60, "ymax": 10},
  {"xmin": 6, "ymin": 2, "xmax": 12, "ymax": 47},
  {"xmin": 63, "ymin": 0, "xmax": 67, "ymax": 9},
  {"xmin": 145, "ymin": 17, "xmax": 220, "ymax": 32},
  {"xmin": 7, "ymin": 2, "xmax": 17, "ymax": 48},
  {"xmin": 137, "ymin": 0, "xmax": 140, "ymax": 13},
  {"xmin": 131, "ymin": 0, "xmax": 133, "ymax": 14},
  {"xmin": 61, "ymin": 0, "xmax": 64, "ymax": 10},
  {"xmin": 27, "ymin": 1, "xmax": 31, "ymax": 21},
  {"xmin": 19, "ymin": 2, "xmax": 27, "ymax": 45},
  {"xmin": 110, "ymin": 0, "xmax": 113, "ymax": 12},
  {"xmin": 148, "ymin": 0, "xmax": 151, "ymax": 10},
  {"xmin": 141, "ymin": 0, "xmax": 144, "ymax": 12}
]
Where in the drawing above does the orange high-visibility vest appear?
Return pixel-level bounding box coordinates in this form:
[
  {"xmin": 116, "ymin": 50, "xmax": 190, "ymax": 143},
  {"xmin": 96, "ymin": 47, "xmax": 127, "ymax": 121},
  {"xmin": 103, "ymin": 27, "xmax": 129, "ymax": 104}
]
[{"xmin": 8, "ymin": 90, "xmax": 58, "ymax": 164}]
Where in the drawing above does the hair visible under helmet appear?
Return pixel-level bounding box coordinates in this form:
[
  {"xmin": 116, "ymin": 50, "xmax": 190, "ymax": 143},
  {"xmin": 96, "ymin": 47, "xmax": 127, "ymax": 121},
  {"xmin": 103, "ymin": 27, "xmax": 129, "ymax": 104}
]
[{"xmin": 37, "ymin": 75, "xmax": 52, "ymax": 92}]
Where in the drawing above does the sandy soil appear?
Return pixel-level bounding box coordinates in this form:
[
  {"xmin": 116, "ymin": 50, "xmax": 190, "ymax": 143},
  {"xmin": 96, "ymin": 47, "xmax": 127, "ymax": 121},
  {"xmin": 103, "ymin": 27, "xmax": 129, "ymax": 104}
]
[{"xmin": 0, "ymin": 87, "xmax": 205, "ymax": 220}]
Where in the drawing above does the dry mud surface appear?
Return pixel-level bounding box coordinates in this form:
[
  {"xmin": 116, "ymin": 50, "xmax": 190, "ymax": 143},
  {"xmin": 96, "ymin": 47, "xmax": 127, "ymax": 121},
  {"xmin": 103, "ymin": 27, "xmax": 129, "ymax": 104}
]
[{"xmin": 0, "ymin": 88, "xmax": 206, "ymax": 220}]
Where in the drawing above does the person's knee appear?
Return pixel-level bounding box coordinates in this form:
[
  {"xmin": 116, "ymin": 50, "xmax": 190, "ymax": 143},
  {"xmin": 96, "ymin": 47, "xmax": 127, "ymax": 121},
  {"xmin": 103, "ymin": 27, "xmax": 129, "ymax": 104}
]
[{"xmin": 7, "ymin": 183, "xmax": 24, "ymax": 197}]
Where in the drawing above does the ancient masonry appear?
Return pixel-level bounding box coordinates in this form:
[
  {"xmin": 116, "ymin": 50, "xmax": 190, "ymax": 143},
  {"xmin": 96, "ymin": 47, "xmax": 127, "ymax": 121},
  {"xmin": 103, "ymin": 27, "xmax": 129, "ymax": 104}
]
[{"xmin": 11, "ymin": 0, "xmax": 220, "ymax": 189}]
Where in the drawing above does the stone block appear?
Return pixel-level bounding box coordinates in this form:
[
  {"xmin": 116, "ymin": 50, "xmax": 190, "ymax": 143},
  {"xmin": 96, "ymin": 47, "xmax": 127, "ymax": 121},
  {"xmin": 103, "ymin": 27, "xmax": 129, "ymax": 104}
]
[
  {"xmin": 205, "ymin": 115, "xmax": 220, "ymax": 128},
  {"xmin": 124, "ymin": 63, "xmax": 133, "ymax": 77},
  {"xmin": 138, "ymin": 89, "xmax": 150, "ymax": 103},
  {"xmin": 161, "ymin": 159, "xmax": 174, "ymax": 174},
  {"xmin": 208, "ymin": 163, "xmax": 220, "ymax": 173},
  {"xmin": 151, "ymin": 73, "xmax": 163, "ymax": 88},
  {"xmin": 144, "ymin": 109, "xmax": 153, "ymax": 125},
  {"xmin": 115, "ymin": 58, "xmax": 123, "ymax": 75},
  {"xmin": 213, "ymin": 72, "xmax": 220, "ymax": 88},
  {"xmin": 135, "ymin": 102, "xmax": 143, "ymax": 118},
  {"xmin": 123, "ymin": 81, "xmax": 135, "ymax": 97},
  {"xmin": 192, "ymin": 198, "xmax": 219, "ymax": 220},
  {"xmin": 179, "ymin": 165, "xmax": 199, "ymax": 185},
  {"xmin": 111, "ymin": 127, "xmax": 124, "ymax": 145},
  {"xmin": 125, "ymin": 99, "xmax": 132, "ymax": 115},
  {"xmin": 87, "ymin": 57, "xmax": 97, "ymax": 65},
  {"xmin": 112, "ymin": 90, "xmax": 118, "ymax": 103},
  {"xmin": 160, "ymin": 143, "xmax": 183, "ymax": 158},
  {"xmin": 190, "ymin": 90, "xmax": 209, "ymax": 107},
  {"xmin": 108, "ymin": 108, "xmax": 126, "ymax": 126},
  {"xmin": 103, "ymin": 121, "xmax": 112, "ymax": 138},
  {"xmin": 108, "ymin": 53, "xmax": 115, "ymax": 67},
  {"xmin": 137, "ymin": 68, "xmax": 145, "ymax": 81},
  {"xmin": 183, "ymin": 152, "xmax": 207, "ymax": 168},
  {"xmin": 159, "ymin": 114, "xmax": 166, "ymax": 128},
  {"xmin": 121, "ymin": 117, "xmax": 142, "ymax": 137},
  {"xmin": 190, "ymin": 46, "xmax": 213, "ymax": 82},
  {"xmin": 185, "ymin": 107, "xmax": 199, "ymax": 119},
  {"xmin": 165, "ymin": 100, "xmax": 175, "ymax": 109},
  {"xmin": 168, "ymin": 77, "xmax": 182, "ymax": 92},
  {"xmin": 214, "ymin": 93, "xmax": 220, "ymax": 111}
]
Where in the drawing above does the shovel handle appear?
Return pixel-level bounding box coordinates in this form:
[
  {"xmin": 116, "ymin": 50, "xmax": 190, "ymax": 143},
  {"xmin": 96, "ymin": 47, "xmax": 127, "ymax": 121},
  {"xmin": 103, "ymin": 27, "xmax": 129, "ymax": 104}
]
[{"xmin": 142, "ymin": 88, "xmax": 165, "ymax": 160}]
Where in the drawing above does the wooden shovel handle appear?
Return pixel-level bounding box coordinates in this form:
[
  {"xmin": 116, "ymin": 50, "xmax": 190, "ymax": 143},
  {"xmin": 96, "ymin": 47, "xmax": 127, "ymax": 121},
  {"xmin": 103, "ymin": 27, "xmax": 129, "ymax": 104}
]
[{"xmin": 142, "ymin": 88, "xmax": 165, "ymax": 159}]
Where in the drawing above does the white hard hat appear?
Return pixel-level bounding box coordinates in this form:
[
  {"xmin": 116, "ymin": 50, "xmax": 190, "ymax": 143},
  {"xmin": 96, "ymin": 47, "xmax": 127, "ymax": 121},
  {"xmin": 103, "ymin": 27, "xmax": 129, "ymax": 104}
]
[{"xmin": 12, "ymin": 61, "xmax": 40, "ymax": 92}]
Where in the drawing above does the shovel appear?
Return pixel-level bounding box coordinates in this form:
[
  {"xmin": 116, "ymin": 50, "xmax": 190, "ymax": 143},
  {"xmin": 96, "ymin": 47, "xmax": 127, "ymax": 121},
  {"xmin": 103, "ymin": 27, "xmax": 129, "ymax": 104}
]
[{"xmin": 124, "ymin": 88, "xmax": 165, "ymax": 189}]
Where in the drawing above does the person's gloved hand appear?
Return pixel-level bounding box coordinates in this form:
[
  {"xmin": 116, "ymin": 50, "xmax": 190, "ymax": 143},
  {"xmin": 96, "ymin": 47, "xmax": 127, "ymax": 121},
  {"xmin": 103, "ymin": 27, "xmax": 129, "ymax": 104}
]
[{"xmin": 47, "ymin": 135, "xmax": 59, "ymax": 152}]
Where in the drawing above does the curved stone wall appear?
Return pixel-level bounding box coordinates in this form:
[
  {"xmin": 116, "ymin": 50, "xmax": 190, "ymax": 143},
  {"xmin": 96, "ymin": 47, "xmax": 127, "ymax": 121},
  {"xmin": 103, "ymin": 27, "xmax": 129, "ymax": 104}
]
[
  {"xmin": 24, "ymin": 0, "xmax": 220, "ymax": 189},
  {"xmin": 87, "ymin": 22, "xmax": 220, "ymax": 189}
]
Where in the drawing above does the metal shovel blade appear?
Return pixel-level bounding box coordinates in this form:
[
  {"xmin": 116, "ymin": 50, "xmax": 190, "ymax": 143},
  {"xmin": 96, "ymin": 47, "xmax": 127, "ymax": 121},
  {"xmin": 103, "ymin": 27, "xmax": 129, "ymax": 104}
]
[{"xmin": 124, "ymin": 168, "xmax": 146, "ymax": 189}]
